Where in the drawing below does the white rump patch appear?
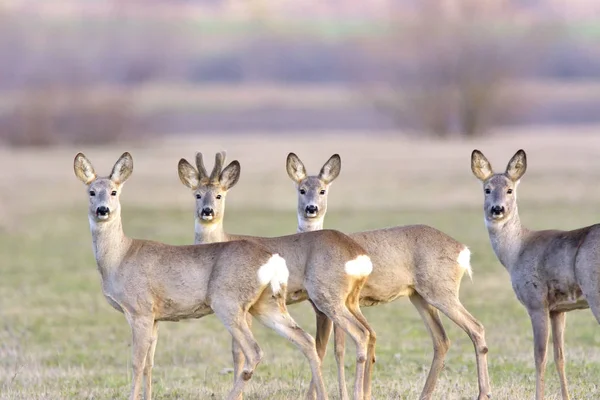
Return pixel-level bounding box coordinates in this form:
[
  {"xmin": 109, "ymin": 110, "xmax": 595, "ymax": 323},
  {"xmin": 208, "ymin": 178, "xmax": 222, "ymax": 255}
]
[
  {"xmin": 257, "ymin": 254, "xmax": 289, "ymax": 295},
  {"xmin": 457, "ymin": 247, "xmax": 473, "ymax": 280},
  {"xmin": 345, "ymin": 255, "xmax": 373, "ymax": 277}
]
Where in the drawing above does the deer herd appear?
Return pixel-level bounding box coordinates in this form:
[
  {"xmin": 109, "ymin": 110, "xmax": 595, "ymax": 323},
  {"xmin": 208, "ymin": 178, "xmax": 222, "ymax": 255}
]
[{"xmin": 72, "ymin": 149, "xmax": 598, "ymax": 400}]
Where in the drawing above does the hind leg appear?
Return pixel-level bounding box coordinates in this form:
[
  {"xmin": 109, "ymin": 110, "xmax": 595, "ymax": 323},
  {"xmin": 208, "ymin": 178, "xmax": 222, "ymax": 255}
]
[
  {"xmin": 409, "ymin": 293, "xmax": 450, "ymax": 400},
  {"xmin": 212, "ymin": 303, "xmax": 263, "ymax": 400},
  {"xmin": 345, "ymin": 279, "xmax": 376, "ymax": 400},
  {"xmin": 315, "ymin": 302, "xmax": 370, "ymax": 400},
  {"xmin": 251, "ymin": 294, "xmax": 327, "ymax": 400},
  {"xmin": 231, "ymin": 313, "xmax": 253, "ymax": 400},
  {"xmin": 427, "ymin": 295, "xmax": 491, "ymax": 400}
]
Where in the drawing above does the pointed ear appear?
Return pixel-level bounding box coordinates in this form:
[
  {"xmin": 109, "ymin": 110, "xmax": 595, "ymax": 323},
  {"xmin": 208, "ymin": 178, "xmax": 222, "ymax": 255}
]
[
  {"xmin": 195, "ymin": 152, "xmax": 208, "ymax": 181},
  {"xmin": 220, "ymin": 160, "xmax": 241, "ymax": 190},
  {"xmin": 74, "ymin": 153, "xmax": 97, "ymax": 184},
  {"xmin": 319, "ymin": 154, "xmax": 341, "ymax": 184},
  {"xmin": 471, "ymin": 150, "xmax": 494, "ymax": 181},
  {"xmin": 110, "ymin": 152, "xmax": 133, "ymax": 184},
  {"xmin": 286, "ymin": 153, "xmax": 307, "ymax": 183},
  {"xmin": 506, "ymin": 149, "xmax": 527, "ymax": 182},
  {"xmin": 178, "ymin": 158, "xmax": 199, "ymax": 189}
]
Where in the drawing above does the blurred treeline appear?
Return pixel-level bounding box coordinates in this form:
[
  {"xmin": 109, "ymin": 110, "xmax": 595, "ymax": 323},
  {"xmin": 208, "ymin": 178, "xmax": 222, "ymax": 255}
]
[{"xmin": 1, "ymin": 0, "xmax": 599, "ymax": 145}]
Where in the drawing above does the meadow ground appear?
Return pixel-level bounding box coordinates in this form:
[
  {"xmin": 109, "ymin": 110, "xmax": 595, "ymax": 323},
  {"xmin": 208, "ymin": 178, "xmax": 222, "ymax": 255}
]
[{"xmin": 2, "ymin": 129, "xmax": 600, "ymax": 399}]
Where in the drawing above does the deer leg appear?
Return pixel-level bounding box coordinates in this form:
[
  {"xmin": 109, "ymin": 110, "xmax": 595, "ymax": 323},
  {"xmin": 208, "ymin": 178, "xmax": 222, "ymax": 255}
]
[
  {"xmin": 326, "ymin": 307, "xmax": 369, "ymax": 400},
  {"xmin": 528, "ymin": 308, "xmax": 550, "ymax": 400},
  {"xmin": 213, "ymin": 305, "xmax": 263, "ymax": 400},
  {"xmin": 333, "ymin": 324, "xmax": 349, "ymax": 400},
  {"xmin": 409, "ymin": 293, "xmax": 450, "ymax": 400},
  {"xmin": 127, "ymin": 315, "xmax": 154, "ymax": 400},
  {"xmin": 231, "ymin": 313, "xmax": 253, "ymax": 400},
  {"xmin": 306, "ymin": 300, "xmax": 333, "ymax": 400},
  {"xmin": 143, "ymin": 321, "xmax": 159, "ymax": 400},
  {"xmin": 429, "ymin": 297, "xmax": 491, "ymax": 400},
  {"xmin": 346, "ymin": 280, "xmax": 376, "ymax": 400},
  {"xmin": 550, "ymin": 311, "xmax": 570, "ymax": 400},
  {"xmin": 251, "ymin": 295, "xmax": 328, "ymax": 400}
]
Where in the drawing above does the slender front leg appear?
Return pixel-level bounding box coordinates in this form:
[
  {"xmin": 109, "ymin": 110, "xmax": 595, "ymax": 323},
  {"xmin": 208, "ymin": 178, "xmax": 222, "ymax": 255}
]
[
  {"xmin": 143, "ymin": 321, "xmax": 159, "ymax": 400},
  {"xmin": 333, "ymin": 325, "xmax": 349, "ymax": 400},
  {"xmin": 306, "ymin": 301, "xmax": 333, "ymax": 400},
  {"xmin": 529, "ymin": 308, "xmax": 550, "ymax": 400},
  {"xmin": 550, "ymin": 311, "xmax": 570, "ymax": 400},
  {"xmin": 128, "ymin": 315, "xmax": 155, "ymax": 400}
]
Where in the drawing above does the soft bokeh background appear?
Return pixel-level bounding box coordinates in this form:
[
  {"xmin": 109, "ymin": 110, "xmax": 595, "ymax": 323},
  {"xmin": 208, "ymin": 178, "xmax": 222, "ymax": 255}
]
[{"xmin": 2, "ymin": 1, "xmax": 600, "ymax": 399}]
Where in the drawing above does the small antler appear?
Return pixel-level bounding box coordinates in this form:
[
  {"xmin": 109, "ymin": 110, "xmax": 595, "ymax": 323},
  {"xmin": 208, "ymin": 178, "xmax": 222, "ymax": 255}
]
[
  {"xmin": 209, "ymin": 151, "xmax": 227, "ymax": 183},
  {"xmin": 195, "ymin": 152, "xmax": 209, "ymax": 181}
]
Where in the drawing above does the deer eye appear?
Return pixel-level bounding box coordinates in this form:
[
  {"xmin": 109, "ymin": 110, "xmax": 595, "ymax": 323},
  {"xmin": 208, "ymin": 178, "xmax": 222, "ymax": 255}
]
[
  {"xmin": 196, "ymin": 194, "xmax": 201, "ymax": 199},
  {"xmin": 216, "ymin": 195, "xmax": 222, "ymax": 200},
  {"xmin": 484, "ymin": 188, "xmax": 491, "ymax": 194},
  {"xmin": 89, "ymin": 190, "xmax": 96, "ymax": 196},
  {"xmin": 300, "ymin": 189, "xmax": 306, "ymax": 195},
  {"xmin": 319, "ymin": 190, "xmax": 326, "ymax": 195},
  {"xmin": 507, "ymin": 189, "xmax": 513, "ymax": 194},
  {"xmin": 111, "ymin": 191, "xmax": 117, "ymax": 196}
]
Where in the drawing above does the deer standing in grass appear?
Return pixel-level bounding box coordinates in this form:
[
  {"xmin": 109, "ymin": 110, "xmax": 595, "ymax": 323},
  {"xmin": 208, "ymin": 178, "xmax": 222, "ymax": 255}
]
[
  {"xmin": 471, "ymin": 149, "xmax": 600, "ymax": 400},
  {"xmin": 178, "ymin": 152, "xmax": 376, "ymax": 400},
  {"xmin": 286, "ymin": 153, "xmax": 492, "ymax": 400},
  {"xmin": 74, "ymin": 152, "xmax": 329, "ymax": 400}
]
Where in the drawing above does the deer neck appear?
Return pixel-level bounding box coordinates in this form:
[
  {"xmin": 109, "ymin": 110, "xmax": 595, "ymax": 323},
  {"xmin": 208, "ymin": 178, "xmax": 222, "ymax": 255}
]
[
  {"xmin": 194, "ymin": 217, "xmax": 227, "ymax": 244},
  {"xmin": 297, "ymin": 216, "xmax": 324, "ymax": 233},
  {"xmin": 485, "ymin": 208, "xmax": 527, "ymax": 272},
  {"xmin": 89, "ymin": 214, "xmax": 132, "ymax": 277}
]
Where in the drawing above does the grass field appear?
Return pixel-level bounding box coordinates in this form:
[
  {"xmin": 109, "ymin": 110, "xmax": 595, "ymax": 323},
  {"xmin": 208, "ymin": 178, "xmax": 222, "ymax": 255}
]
[{"xmin": 2, "ymin": 130, "xmax": 600, "ymax": 399}]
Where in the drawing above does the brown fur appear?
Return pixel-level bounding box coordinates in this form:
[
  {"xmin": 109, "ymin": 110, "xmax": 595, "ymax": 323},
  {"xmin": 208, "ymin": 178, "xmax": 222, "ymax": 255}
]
[
  {"xmin": 472, "ymin": 149, "xmax": 600, "ymax": 400},
  {"xmin": 75, "ymin": 152, "xmax": 327, "ymax": 400},
  {"xmin": 287, "ymin": 153, "xmax": 492, "ymax": 400},
  {"xmin": 178, "ymin": 152, "xmax": 375, "ymax": 400}
]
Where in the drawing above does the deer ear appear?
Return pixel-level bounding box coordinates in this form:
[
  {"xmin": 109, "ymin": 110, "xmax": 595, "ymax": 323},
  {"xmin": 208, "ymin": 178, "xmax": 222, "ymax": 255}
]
[
  {"xmin": 471, "ymin": 150, "xmax": 493, "ymax": 181},
  {"xmin": 319, "ymin": 154, "xmax": 341, "ymax": 184},
  {"xmin": 506, "ymin": 149, "xmax": 527, "ymax": 182},
  {"xmin": 110, "ymin": 152, "xmax": 133, "ymax": 184},
  {"xmin": 178, "ymin": 158, "xmax": 200, "ymax": 189},
  {"xmin": 220, "ymin": 161, "xmax": 241, "ymax": 190},
  {"xmin": 74, "ymin": 153, "xmax": 97, "ymax": 184},
  {"xmin": 286, "ymin": 153, "xmax": 307, "ymax": 183}
]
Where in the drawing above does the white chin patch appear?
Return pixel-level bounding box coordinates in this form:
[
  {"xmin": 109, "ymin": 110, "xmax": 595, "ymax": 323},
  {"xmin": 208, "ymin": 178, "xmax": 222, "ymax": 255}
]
[
  {"xmin": 96, "ymin": 214, "xmax": 109, "ymax": 221},
  {"xmin": 201, "ymin": 215, "xmax": 214, "ymax": 221},
  {"xmin": 305, "ymin": 212, "xmax": 318, "ymax": 218}
]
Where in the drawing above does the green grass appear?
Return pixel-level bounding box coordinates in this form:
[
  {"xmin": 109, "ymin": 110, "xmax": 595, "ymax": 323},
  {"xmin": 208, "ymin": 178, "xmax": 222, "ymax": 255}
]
[{"xmin": 2, "ymin": 205, "xmax": 600, "ymax": 399}]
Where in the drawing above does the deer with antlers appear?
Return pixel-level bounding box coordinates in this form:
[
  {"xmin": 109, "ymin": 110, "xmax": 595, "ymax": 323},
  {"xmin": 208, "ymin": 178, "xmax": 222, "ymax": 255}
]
[
  {"xmin": 285, "ymin": 153, "xmax": 492, "ymax": 400},
  {"xmin": 471, "ymin": 149, "xmax": 600, "ymax": 400},
  {"xmin": 74, "ymin": 152, "xmax": 330, "ymax": 400},
  {"xmin": 178, "ymin": 152, "xmax": 376, "ymax": 400}
]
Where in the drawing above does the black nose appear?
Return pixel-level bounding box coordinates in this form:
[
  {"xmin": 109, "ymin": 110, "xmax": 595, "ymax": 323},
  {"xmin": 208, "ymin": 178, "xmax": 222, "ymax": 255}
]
[
  {"xmin": 96, "ymin": 206, "xmax": 110, "ymax": 216},
  {"xmin": 306, "ymin": 205, "xmax": 318, "ymax": 213},
  {"xmin": 491, "ymin": 205, "xmax": 505, "ymax": 215},
  {"xmin": 201, "ymin": 207, "xmax": 214, "ymax": 216}
]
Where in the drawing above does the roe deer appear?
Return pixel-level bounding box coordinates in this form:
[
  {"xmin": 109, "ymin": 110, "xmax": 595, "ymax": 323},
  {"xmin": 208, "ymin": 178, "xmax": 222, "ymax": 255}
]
[
  {"xmin": 286, "ymin": 152, "xmax": 491, "ymax": 400},
  {"xmin": 74, "ymin": 152, "xmax": 328, "ymax": 400},
  {"xmin": 471, "ymin": 149, "xmax": 599, "ymax": 400},
  {"xmin": 178, "ymin": 152, "xmax": 375, "ymax": 400}
]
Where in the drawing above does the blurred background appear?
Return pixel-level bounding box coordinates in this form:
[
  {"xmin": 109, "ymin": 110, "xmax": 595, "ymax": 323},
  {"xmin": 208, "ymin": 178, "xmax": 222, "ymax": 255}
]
[
  {"xmin": 1, "ymin": 0, "xmax": 600, "ymax": 146},
  {"xmin": 2, "ymin": 1, "xmax": 600, "ymax": 399}
]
